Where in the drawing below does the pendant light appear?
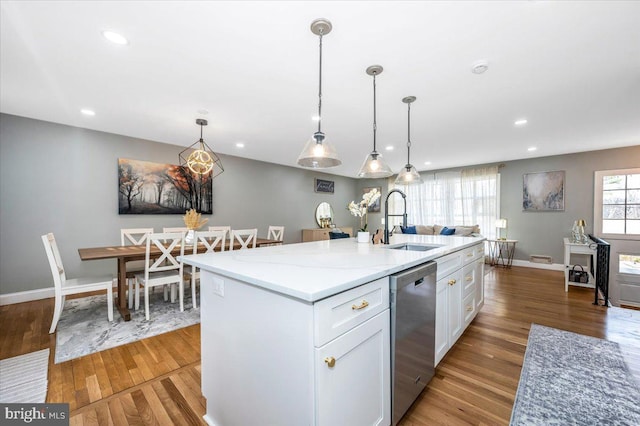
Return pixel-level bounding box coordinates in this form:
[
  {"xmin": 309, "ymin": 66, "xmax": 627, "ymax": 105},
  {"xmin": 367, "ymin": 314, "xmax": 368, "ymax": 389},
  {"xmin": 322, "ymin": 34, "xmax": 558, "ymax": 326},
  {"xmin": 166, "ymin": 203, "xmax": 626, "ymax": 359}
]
[
  {"xmin": 179, "ymin": 119, "xmax": 224, "ymax": 177},
  {"xmin": 395, "ymin": 96, "xmax": 423, "ymax": 185},
  {"xmin": 357, "ymin": 65, "xmax": 393, "ymax": 178},
  {"xmin": 297, "ymin": 19, "xmax": 341, "ymax": 168}
]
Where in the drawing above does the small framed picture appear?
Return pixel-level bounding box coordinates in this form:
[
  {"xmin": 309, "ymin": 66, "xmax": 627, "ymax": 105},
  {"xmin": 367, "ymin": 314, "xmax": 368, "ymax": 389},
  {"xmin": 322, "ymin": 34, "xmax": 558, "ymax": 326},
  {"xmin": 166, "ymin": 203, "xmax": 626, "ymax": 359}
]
[
  {"xmin": 363, "ymin": 186, "xmax": 381, "ymax": 212},
  {"xmin": 314, "ymin": 178, "xmax": 334, "ymax": 194}
]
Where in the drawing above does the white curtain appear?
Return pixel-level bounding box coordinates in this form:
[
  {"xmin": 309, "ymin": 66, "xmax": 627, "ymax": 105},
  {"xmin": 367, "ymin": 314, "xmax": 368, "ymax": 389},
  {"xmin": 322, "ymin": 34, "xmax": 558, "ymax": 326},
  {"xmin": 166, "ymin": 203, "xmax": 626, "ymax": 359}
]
[{"xmin": 390, "ymin": 166, "xmax": 500, "ymax": 239}]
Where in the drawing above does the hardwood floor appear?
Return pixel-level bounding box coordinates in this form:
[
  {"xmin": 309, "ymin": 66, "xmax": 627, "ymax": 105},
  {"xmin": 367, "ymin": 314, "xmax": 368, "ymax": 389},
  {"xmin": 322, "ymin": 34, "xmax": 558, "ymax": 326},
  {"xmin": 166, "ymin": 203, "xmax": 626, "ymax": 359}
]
[{"xmin": 1, "ymin": 266, "xmax": 639, "ymax": 425}]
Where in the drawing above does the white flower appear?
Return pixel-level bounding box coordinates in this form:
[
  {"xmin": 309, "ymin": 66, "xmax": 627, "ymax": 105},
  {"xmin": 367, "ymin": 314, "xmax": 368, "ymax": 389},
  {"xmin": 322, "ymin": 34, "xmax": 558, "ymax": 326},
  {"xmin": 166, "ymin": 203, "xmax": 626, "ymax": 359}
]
[{"xmin": 347, "ymin": 188, "xmax": 381, "ymax": 232}]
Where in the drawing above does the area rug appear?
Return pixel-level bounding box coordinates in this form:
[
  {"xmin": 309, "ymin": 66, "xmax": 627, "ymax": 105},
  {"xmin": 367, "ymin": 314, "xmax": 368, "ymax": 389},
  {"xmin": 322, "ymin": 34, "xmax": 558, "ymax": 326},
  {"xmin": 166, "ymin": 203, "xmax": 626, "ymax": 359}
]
[
  {"xmin": 510, "ymin": 324, "xmax": 640, "ymax": 425},
  {"xmin": 55, "ymin": 290, "xmax": 199, "ymax": 364},
  {"xmin": 0, "ymin": 349, "xmax": 50, "ymax": 403}
]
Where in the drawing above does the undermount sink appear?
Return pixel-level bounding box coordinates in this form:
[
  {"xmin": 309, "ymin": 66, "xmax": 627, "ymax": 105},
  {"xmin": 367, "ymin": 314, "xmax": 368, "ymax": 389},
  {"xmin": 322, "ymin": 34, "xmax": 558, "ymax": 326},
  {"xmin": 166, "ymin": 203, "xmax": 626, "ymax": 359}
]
[{"xmin": 387, "ymin": 243, "xmax": 443, "ymax": 252}]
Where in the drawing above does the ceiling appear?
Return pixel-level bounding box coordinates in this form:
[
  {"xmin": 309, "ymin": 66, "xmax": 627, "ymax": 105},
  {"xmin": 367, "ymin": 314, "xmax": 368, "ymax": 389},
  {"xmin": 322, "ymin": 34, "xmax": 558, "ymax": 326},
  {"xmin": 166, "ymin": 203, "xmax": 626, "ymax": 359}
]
[{"xmin": 1, "ymin": 1, "xmax": 639, "ymax": 178}]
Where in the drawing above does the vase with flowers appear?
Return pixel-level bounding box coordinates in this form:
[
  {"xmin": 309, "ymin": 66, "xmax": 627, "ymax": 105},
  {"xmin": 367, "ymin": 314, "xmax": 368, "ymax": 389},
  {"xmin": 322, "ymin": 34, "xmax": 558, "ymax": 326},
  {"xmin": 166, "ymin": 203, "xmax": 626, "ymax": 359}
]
[
  {"xmin": 183, "ymin": 209, "xmax": 208, "ymax": 244},
  {"xmin": 348, "ymin": 188, "xmax": 381, "ymax": 243}
]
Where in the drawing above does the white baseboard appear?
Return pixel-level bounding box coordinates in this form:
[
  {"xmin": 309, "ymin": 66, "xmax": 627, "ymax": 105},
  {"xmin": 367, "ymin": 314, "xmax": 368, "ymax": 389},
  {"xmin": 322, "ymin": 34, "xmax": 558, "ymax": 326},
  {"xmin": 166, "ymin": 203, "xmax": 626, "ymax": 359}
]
[
  {"xmin": 0, "ymin": 288, "xmax": 54, "ymax": 306},
  {"xmin": 511, "ymin": 259, "xmax": 564, "ymax": 271}
]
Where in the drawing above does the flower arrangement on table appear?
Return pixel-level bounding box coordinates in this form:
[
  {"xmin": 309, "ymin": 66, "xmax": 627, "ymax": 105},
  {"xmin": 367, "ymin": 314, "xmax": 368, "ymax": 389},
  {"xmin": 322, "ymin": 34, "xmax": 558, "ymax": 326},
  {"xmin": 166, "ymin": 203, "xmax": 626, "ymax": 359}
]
[
  {"xmin": 348, "ymin": 188, "xmax": 381, "ymax": 232},
  {"xmin": 183, "ymin": 209, "xmax": 208, "ymax": 244},
  {"xmin": 183, "ymin": 209, "xmax": 208, "ymax": 230}
]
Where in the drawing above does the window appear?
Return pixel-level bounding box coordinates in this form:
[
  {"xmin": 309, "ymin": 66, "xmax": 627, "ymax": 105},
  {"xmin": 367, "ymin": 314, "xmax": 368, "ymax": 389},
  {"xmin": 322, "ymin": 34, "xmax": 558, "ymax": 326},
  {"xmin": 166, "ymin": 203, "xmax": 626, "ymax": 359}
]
[
  {"xmin": 390, "ymin": 166, "xmax": 500, "ymax": 239},
  {"xmin": 594, "ymin": 168, "xmax": 640, "ymax": 239}
]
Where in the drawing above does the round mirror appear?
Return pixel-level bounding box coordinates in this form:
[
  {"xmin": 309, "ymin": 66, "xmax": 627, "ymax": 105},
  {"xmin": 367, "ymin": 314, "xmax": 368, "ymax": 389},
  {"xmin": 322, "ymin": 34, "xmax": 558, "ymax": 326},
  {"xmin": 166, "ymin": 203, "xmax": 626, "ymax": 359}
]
[{"xmin": 315, "ymin": 202, "xmax": 334, "ymax": 228}]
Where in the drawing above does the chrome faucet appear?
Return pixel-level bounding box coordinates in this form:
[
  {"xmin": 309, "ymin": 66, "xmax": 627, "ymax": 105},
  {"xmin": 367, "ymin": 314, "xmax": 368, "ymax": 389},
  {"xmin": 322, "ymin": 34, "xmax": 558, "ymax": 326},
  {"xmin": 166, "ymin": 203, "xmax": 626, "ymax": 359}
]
[{"xmin": 384, "ymin": 189, "xmax": 408, "ymax": 244}]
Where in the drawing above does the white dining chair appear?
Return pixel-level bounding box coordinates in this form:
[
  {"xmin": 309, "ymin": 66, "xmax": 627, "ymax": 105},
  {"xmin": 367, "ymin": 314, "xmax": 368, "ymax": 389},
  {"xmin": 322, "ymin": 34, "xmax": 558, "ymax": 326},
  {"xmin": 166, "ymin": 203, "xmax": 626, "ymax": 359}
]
[
  {"xmin": 229, "ymin": 229, "xmax": 257, "ymax": 251},
  {"xmin": 208, "ymin": 226, "xmax": 231, "ymax": 239},
  {"xmin": 120, "ymin": 228, "xmax": 153, "ymax": 309},
  {"xmin": 267, "ymin": 226, "xmax": 285, "ymax": 242},
  {"xmin": 187, "ymin": 230, "xmax": 226, "ymax": 309},
  {"xmin": 42, "ymin": 233, "xmax": 114, "ymax": 334},
  {"xmin": 135, "ymin": 232, "xmax": 186, "ymax": 320}
]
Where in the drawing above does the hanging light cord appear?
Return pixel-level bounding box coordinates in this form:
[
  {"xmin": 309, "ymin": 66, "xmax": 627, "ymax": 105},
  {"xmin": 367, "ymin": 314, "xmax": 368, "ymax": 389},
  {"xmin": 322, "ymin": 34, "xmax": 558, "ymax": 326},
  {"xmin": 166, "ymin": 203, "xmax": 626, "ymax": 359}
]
[
  {"xmin": 406, "ymin": 102, "xmax": 412, "ymax": 166},
  {"xmin": 317, "ymin": 31, "xmax": 323, "ymax": 135},
  {"xmin": 372, "ymin": 72, "xmax": 378, "ymax": 154}
]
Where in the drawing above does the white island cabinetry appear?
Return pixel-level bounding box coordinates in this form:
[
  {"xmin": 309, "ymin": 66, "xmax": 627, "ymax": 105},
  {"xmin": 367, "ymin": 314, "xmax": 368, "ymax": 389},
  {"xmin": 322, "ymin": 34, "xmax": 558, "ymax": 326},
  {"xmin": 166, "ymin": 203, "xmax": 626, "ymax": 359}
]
[
  {"xmin": 435, "ymin": 244, "xmax": 485, "ymax": 366},
  {"xmin": 182, "ymin": 234, "xmax": 485, "ymax": 426},
  {"xmin": 200, "ymin": 272, "xmax": 390, "ymax": 426}
]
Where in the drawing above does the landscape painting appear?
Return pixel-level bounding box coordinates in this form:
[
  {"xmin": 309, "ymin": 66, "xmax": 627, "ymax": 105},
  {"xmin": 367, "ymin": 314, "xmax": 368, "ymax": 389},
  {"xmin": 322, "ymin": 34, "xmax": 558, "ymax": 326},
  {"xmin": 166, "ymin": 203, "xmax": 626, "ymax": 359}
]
[
  {"xmin": 118, "ymin": 158, "xmax": 212, "ymax": 214},
  {"xmin": 523, "ymin": 170, "xmax": 565, "ymax": 211}
]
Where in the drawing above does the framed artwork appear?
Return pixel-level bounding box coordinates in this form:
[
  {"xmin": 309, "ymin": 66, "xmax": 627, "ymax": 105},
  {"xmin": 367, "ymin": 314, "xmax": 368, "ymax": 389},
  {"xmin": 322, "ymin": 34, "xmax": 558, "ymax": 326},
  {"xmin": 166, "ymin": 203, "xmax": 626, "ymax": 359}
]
[
  {"xmin": 363, "ymin": 186, "xmax": 382, "ymax": 212},
  {"xmin": 118, "ymin": 158, "xmax": 213, "ymax": 214},
  {"xmin": 523, "ymin": 170, "xmax": 565, "ymax": 211},
  {"xmin": 314, "ymin": 178, "xmax": 334, "ymax": 194}
]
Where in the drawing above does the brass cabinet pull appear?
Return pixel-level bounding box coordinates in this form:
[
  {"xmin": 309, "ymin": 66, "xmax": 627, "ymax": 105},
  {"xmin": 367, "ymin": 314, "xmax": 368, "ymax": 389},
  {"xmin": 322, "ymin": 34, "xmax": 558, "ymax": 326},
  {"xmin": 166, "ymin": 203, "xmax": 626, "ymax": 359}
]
[
  {"xmin": 352, "ymin": 300, "xmax": 369, "ymax": 310},
  {"xmin": 466, "ymin": 276, "xmax": 473, "ymax": 282},
  {"xmin": 467, "ymin": 252, "xmax": 474, "ymax": 257},
  {"xmin": 324, "ymin": 356, "xmax": 336, "ymax": 368},
  {"xmin": 448, "ymin": 279, "xmax": 457, "ymax": 286},
  {"xmin": 466, "ymin": 306, "xmax": 473, "ymax": 312}
]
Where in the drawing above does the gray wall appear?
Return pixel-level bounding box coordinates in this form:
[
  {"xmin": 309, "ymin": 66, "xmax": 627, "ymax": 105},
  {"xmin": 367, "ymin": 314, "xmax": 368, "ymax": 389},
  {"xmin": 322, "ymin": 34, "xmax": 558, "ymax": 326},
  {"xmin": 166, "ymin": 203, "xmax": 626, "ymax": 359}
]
[
  {"xmin": 499, "ymin": 146, "xmax": 640, "ymax": 264},
  {"xmin": 0, "ymin": 114, "xmax": 359, "ymax": 294}
]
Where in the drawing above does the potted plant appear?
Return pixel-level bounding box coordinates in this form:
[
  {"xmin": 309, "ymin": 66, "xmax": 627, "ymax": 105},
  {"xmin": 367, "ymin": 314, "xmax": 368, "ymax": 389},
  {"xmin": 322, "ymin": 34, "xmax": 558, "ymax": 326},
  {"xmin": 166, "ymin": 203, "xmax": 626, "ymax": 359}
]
[{"xmin": 348, "ymin": 188, "xmax": 381, "ymax": 243}]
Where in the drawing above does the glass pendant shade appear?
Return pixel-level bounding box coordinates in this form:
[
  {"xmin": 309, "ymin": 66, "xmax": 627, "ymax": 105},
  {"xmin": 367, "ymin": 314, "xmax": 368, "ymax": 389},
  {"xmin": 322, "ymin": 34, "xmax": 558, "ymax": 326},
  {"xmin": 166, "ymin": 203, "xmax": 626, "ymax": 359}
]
[
  {"xmin": 395, "ymin": 96, "xmax": 422, "ymax": 185},
  {"xmin": 395, "ymin": 164, "xmax": 423, "ymax": 185},
  {"xmin": 297, "ymin": 131, "xmax": 341, "ymax": 168},
  {"xmin": 298, "ymin": 19, "xmax": 341, "ymax": 169},
  {"xmin": 358, "ymin": 64, "xmax": 392, "ymax": 178},
  {"xmin": 179, "ymin": 119, "xmax": 224, "ymax": 178},
  {"xmin": 358, "ymin": 151, "xmax": 393, "ymax": 178}
]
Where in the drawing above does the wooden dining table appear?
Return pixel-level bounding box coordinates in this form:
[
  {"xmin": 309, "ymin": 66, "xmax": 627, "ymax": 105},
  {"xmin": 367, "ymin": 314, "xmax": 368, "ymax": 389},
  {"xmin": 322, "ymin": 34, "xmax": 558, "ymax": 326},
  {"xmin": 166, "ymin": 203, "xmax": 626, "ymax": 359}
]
[{"xmin": 78, "ymin": 238, "xmax": 281, "ymax": 321}]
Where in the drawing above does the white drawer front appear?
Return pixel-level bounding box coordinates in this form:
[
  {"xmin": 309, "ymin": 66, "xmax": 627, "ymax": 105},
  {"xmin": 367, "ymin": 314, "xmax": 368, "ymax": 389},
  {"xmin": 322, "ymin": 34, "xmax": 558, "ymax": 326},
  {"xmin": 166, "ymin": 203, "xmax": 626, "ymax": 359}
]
[
  {"xmin": 436, "ymin": 251, "xmax": 463, "ymax": 281},
  {"xmin": 314, "ymin": 278, "xmax": 389, "ymax": 347},
  {"xmin": 462, "ymin": 262, "xmax": 476, "ymax": 298},
  {"xmin": 462, "ymin": 245, "xmax": 478, "ymax": 265},
  {"xmin": 463, "ymin": 292, "xmax": 477, "ymax": 326}
]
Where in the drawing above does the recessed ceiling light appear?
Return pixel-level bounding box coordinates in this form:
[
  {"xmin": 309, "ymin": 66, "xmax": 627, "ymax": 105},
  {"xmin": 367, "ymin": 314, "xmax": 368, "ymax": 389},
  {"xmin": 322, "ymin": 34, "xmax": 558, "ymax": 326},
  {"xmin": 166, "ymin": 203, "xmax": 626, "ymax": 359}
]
[
  {"xmin": 102, "ymin": 31, "xmax": 128, "ymax": 45},
  {"xmin": 471, "ymin": 60, "xmax": 489, "ymax": 74},
  {"xmin": 311, "ymin": 115, "xmax": 321, "ymax": 121},
  {"xmin": 514, "ymin": 119, "xmax": 528, "ymax": 126},
  {"xmin": 236, "ymin": 142, "xmax": 245, "ymax": 148},
  {"xmin": 197, "ymin": 109, "xmax": 209, "ymax": 115},
  {"xmin": 385, "ymin": 146, "xmax": 394, "ymax": 151},
  {"xmin": 528, "ymin": 147, "xmax": 537, "ymax": 152},
  {"xmin": 424, "ymin": 161, "xmax": 432, "ymax": 165},
  {"xmin": 81, "ymin": 109, "xmax": 95, "ymax": 116}
]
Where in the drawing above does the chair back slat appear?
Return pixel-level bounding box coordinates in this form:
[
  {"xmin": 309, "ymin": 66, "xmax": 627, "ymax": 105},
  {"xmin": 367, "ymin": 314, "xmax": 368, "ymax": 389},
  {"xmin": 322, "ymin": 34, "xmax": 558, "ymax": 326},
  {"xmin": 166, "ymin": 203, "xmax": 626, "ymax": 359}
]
[
  {"xmin": 230, "ymin": 229, "xmax": 257, "ymax": 251},
  {"xmin": 208, "ymin": 226, "xmax": 231, "ymax": 239},
  {"xmin": 194, "ymin": 230, "xmax": 226, "ymax": 254},
  {"xmin": 41, "ymin": 233, "xmax": 65, "ymax": 289},
  {"xmin": 267, "ymin": 226, "xmax": 285, "ymax": 241},
  {"xmin": 121, "ymin": 228, "xmax": 154, "ymax": 246},
  {"xmin": 145, "ymin": 232, "xmax": 184, "ymax": 275}
]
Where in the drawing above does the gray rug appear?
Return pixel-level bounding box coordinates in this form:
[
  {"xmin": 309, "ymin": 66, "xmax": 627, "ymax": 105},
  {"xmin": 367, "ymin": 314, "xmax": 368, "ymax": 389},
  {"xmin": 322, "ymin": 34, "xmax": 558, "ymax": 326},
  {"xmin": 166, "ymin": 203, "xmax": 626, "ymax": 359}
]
[
  {"xmin": 0, "ymin": 349, "xmax": 49, "ymax": 403},
  {"xmin": 511, "ymin": 324, "xmax": 640, "ymax": 425},
  {"xmin": 55, "ymin": 289, "xmax": 199, "ymax": 364}
]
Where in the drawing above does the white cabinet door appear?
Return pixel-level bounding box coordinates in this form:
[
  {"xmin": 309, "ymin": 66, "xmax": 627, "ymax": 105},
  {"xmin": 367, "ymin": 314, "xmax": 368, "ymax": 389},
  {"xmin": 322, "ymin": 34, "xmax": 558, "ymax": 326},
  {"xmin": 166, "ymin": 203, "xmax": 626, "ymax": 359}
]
[
  {"xmin": 435, "ymin": 278, "xmax": 449, "ymax": 366},
  {"xmin": 435, "ymin": 269, "xmax": 463, "ymax": 366},
  {"xmin": 315, "ymin": 310, "xmax": 390, "ymax": 426},
  {"xmin": 475, "ymin": 258, "xmax": 485, "ymax": 310},
  {"xmin": 447, "ymin": 269, "xmax": 463, "ymax": 344}
]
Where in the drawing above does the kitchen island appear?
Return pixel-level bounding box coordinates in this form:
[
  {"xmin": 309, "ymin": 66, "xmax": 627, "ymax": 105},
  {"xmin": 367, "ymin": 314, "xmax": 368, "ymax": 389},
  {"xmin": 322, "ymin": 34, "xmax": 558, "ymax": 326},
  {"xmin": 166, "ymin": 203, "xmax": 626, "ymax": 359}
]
[{"xmin": 180, "ymin": 234, "xmax": 485, "ymax": 426}]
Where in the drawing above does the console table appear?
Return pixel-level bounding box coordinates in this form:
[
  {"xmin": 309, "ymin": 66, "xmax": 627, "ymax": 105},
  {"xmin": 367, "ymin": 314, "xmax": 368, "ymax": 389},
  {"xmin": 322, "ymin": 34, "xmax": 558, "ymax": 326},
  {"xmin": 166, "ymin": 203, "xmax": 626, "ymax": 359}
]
[
  {"xmin": 563, "ymin": 237, "xmax": 597, "ymax": 292},
  {"xmin": 487, "ymin": 239, "xmax": 517, "ymax": 268},
  {"xmin": 302, "ymin": 227, "xmax": 353, "ymax": 242}
]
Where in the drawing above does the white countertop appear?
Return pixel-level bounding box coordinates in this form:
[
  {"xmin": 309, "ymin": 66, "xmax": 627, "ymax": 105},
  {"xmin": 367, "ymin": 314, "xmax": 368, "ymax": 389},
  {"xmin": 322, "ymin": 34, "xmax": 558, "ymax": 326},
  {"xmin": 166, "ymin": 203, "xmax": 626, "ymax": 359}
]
[{"xmin": 180, "ymin": 234, "xmax": 485, "ymax": 303}]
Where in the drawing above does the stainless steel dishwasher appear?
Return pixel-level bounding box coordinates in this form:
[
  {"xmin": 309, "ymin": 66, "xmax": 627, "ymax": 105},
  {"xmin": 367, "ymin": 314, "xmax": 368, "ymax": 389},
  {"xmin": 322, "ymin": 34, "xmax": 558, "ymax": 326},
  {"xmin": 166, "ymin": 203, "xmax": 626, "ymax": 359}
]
[{"xmin": 390, "ymin": 261, "xmax": 438, "ymax": 425}]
